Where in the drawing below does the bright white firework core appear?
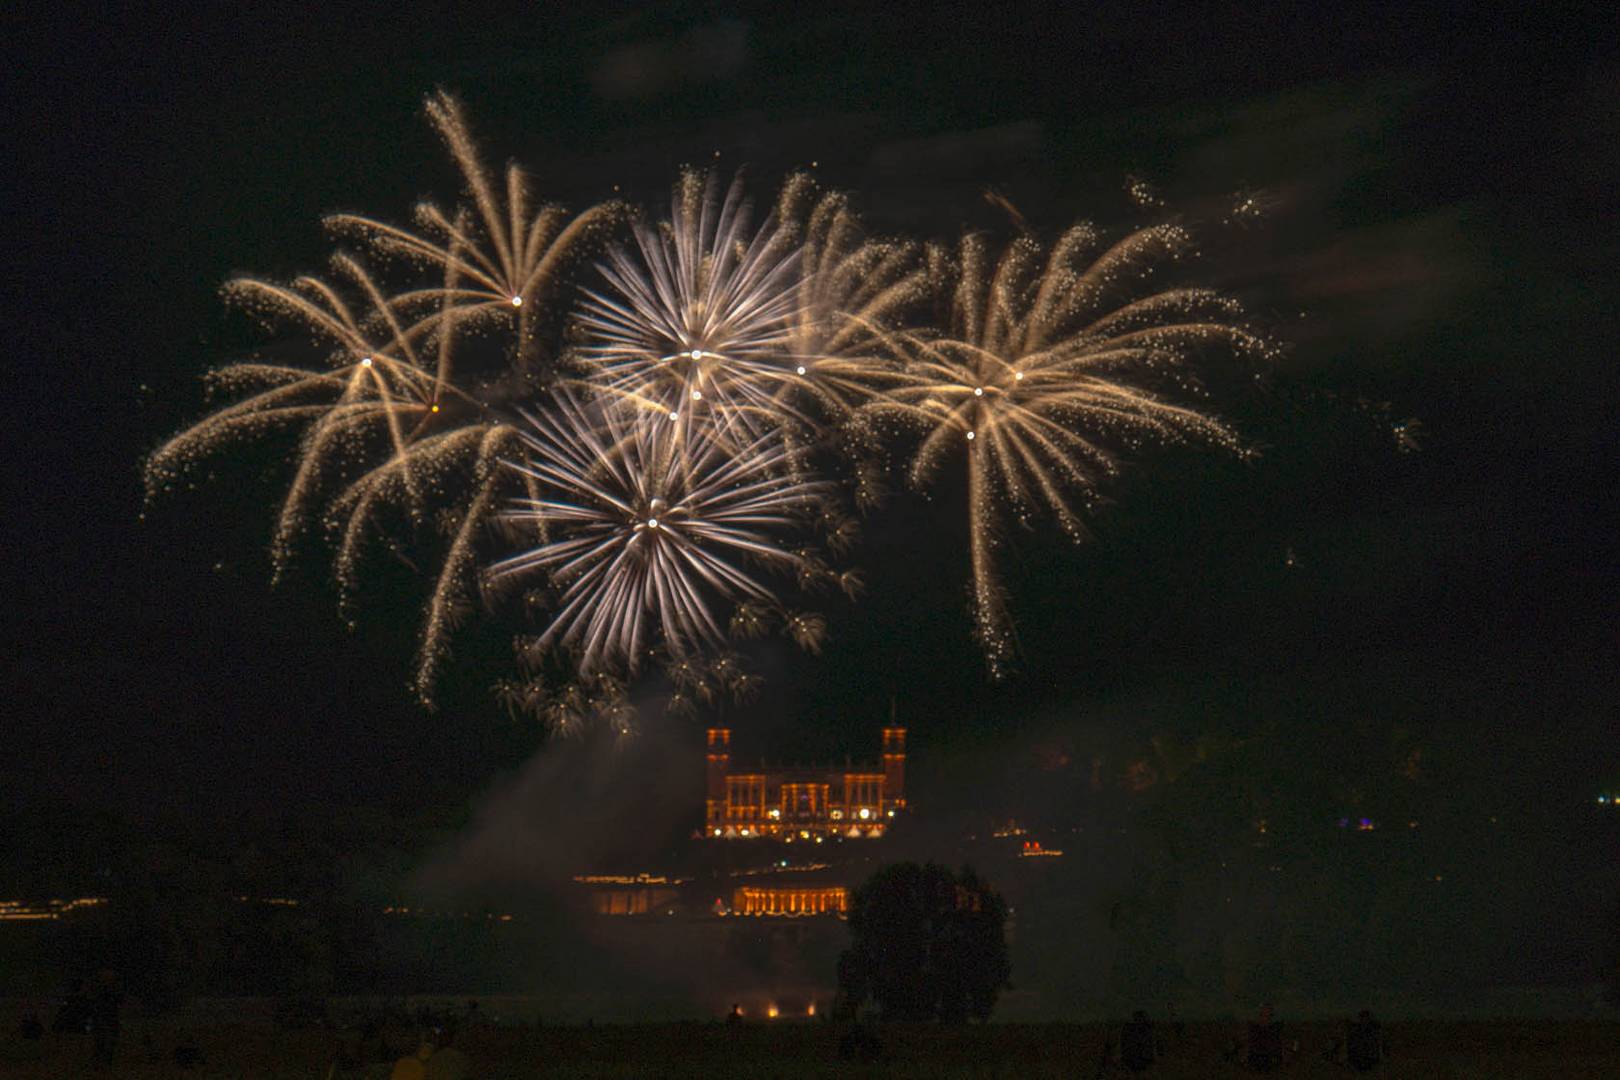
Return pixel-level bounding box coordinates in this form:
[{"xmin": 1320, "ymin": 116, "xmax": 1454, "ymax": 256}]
[
  {"xmin": 359, "ymin": 357, "xmax": 372, "ymax": 367},
  {"xmin": 510, "ymin": 295, "xmax": 523, "ymax": 307}
]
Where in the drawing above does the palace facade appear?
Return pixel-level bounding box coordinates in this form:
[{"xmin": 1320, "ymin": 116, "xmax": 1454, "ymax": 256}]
[{"xmin": 703, "ymin": 726, "xmax": 906, "ymax": 840}]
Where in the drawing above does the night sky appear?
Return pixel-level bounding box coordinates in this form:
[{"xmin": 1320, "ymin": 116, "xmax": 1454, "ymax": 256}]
[{"xmin": 7, "ymin": 0, "xmax": 1617, "ymax": 946}]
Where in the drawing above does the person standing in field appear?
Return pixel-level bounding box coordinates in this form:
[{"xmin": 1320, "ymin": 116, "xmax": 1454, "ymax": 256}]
[
  {"xmin": 1245, "ymin": 1003, "xmax": 1284, "ymax": 1072},
  {"xmin": 1346, "ymin": 1009, "xmax": 1385, "ymax": 1072},
  {"xmin": 1119, "ymin": 1009, "xmax": 1160, "ymax": 1072}
]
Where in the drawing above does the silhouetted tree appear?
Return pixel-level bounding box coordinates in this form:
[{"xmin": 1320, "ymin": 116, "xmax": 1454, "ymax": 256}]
[{"xmin": 837, "ymin": 862, "xmax": 1009, "ymax": 1023}]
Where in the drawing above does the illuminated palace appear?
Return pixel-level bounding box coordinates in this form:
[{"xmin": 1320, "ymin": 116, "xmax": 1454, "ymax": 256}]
[{"xmin": 705, "ymin": 727, "xmax": 906, "ymax": 841}]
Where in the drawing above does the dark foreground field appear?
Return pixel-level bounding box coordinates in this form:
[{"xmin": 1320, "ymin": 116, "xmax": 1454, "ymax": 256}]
[{"xmin": 6, "ymin": 1018, "xmax": 1620, "ymax": 1078}]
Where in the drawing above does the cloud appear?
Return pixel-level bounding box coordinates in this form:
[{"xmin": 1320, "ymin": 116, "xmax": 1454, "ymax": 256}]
[{"xmin": 591, "ymin": 19, "xmax": 750, "ymax": 100}]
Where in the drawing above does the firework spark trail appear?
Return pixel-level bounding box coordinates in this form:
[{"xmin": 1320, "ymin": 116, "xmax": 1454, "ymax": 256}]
[
  {"xmin": 487, "ymin": 389, "xmax": 832, "ymax": 677},
  {"xmin": 326, "ymin": 91, "xmax": 622, "ymax": 373},
  {"xmin": 775, "ymin": 179, "xmax": 929, "ymax": 426},
  {"xmin": 864, "ymin": 223, "xmax": 1269, "ymax": 675},
  {"xmin": 409, "ymin": 423, "xmax": 528, "ymax": 702},
  {"xmin": 145, "ymin": 256, "xmax": 458, "ymax": 577},
  {"xmin": 573, "ymin": 169, "xmax": 810, "ymax": 441}
]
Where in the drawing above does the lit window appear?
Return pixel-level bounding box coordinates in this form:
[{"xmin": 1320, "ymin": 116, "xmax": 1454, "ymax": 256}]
[{"xmin": 768, "ymin": 808, "xmax": 781, "ymax": 820}]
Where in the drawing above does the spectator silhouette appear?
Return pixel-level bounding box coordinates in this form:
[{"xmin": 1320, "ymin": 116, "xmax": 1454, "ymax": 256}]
[
  {"xmin": 726, "ymin": 1003, "xmax": 744, "ymax": 1026},
  {"xmin": 1346, "ymin": 1009, "xmax": 1384, "ymax": 1072},
  {"xmin": 1119, "ymin": 1009, "xmax": 1158, "ymax": 1072},
  {"xmin": 1245, "ymin": 1003, "xmax": 1283, "ymax": 1073},
  {"xmin": 89, "ymin": 969, "xmax": 122, "ymax": 1065},
  {"xmin": 173, "ymin": 1041, "xmax": 205, "ymax": 1069}
]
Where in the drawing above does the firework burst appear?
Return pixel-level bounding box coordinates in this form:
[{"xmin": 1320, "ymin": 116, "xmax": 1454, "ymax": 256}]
[
  {"xmin": 150, "ymin": 86, "xmax": 1277, "ymax": 719},
  {"xmin": 326, "ymin": 91, "xmax": 622, "ymax": 372},
  {"xmin": 147, "ymin": 93, "xmax": 620, "ymax": 706},
  {"xmin": 487, "ymin": 389, "xmax": 837, "ymax": 679},
  {"xmin": 866, "ymin": 222, "xmax": 1269, "ymax": 674},
  {"xmin": 574, "ymin": 169, "xmax": 810, "ymax": 439}
]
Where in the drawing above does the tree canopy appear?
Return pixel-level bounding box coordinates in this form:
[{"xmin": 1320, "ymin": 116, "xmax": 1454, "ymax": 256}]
[{"xmin": 838, "ymin": 862, "xmax": 1010, "ymax": 1023}]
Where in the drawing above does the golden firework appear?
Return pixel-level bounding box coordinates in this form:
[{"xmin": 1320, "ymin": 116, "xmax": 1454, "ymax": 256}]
[{"xmin": 864, "ymin": 223, "xmax": 1268, "ymax": 675}]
